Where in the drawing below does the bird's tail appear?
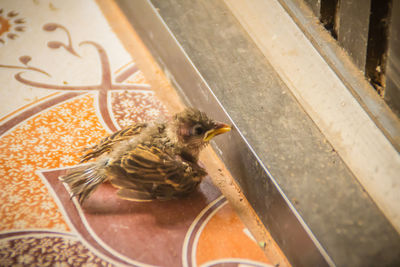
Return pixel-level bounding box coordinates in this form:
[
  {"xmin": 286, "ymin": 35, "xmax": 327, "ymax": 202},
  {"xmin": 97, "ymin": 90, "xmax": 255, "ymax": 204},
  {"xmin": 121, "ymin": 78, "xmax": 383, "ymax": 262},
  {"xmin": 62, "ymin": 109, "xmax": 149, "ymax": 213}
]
[{"xmin": 59, "ymin": 161, "xmax": 108, "ymax": 204}]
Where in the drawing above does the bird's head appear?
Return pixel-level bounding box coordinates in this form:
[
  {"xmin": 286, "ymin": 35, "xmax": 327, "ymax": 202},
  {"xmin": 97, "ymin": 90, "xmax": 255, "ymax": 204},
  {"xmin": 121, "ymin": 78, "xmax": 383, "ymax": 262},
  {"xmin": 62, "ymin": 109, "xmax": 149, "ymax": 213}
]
[{"xmin": 172, "ymin": 108, "xmax": 231, "ymax": 155}]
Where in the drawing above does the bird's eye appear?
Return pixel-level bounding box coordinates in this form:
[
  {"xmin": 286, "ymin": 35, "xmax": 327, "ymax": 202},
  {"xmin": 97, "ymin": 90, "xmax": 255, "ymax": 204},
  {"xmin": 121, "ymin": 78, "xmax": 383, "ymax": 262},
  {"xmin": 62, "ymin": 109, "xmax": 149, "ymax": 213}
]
[{"xmin": 192, "ymin": 124, "xmax": 205, "ymax": 135}]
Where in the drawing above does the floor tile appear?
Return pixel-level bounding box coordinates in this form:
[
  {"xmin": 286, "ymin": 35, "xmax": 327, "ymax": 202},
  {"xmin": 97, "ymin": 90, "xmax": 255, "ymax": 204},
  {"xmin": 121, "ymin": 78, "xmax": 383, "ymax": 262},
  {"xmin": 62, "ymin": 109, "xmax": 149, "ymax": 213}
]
[{"xmin": 0, "ymin": 1, "xmax": 285, "ymax": 266}]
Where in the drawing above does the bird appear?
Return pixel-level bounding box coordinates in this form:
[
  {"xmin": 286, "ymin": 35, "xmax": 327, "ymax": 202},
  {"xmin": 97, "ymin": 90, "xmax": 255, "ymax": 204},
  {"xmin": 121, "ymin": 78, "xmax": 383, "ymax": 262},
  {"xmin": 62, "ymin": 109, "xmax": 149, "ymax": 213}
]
[{"xmin": 60, "ymin": 107, "xmax": 231, "ymax": 204}]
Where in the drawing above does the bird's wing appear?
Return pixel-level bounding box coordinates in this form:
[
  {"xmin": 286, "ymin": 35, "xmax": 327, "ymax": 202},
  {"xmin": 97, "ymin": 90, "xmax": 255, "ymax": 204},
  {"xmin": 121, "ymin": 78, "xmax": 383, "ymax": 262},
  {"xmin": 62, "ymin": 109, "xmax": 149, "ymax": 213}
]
[
  {"xmin": 109, "ymin": 144, "xmax": 207, "ymax": 201},
  {"xmin": 80, "ymin": 122, "xmax": 147, "ymax": 163}
]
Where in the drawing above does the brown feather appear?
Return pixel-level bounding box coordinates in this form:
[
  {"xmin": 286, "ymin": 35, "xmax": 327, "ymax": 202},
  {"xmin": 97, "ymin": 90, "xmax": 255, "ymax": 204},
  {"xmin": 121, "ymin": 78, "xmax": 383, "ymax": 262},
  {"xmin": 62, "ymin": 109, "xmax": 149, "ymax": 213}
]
[
  {"xmin": 80, "ymin": 123, "xmax": 147, "ymax": 163},
  {"xmin": 60, "ymin": 108, "xmax": 230, "ymax": 204},
  {"xmin": 117, "ymin": 188, "xmax": 153, "ymax": 202}
]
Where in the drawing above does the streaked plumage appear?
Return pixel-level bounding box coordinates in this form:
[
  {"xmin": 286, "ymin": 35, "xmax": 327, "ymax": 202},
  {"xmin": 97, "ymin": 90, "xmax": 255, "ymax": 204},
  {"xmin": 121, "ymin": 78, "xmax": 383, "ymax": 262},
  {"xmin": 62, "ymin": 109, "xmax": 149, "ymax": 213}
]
[{"xmin": 60, "ymin": 108, "xmax": 231, "ymax": 204}]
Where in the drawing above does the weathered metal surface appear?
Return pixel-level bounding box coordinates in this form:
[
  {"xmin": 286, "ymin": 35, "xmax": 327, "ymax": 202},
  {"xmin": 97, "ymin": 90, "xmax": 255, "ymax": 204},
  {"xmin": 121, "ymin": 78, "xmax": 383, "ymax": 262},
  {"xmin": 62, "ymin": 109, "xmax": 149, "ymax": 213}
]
[
  {"xmin": 279, "ymin": 0, "xmax": 400, "ymax": 151},
  {"xmin": 385, "ymin": 0, "xmax": 400, "ymax": 115},
  {"xmin": 304, "ymin": 0, "xmax": 321, "ymax": 17},
  {"xmin": 116, "ymin": 0, "xmax": 400, "ymax": 266},
  {"xmin": 336, "ymin": 0, "xmax": 372, "ymax": 69}
]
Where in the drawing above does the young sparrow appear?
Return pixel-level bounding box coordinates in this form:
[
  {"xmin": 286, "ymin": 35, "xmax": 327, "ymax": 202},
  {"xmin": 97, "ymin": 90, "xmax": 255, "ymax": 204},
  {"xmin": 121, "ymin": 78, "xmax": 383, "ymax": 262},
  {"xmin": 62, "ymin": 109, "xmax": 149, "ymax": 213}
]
[{"xmin": 60, "ymin": 108, "xmax": 231, "ymax": 204}]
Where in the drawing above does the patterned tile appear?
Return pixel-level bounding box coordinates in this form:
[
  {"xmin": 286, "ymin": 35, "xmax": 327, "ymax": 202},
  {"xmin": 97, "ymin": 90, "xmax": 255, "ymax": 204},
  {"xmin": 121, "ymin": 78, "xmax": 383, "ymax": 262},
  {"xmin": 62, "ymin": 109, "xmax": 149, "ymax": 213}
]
[
  {"xmin": 0, "ymin": 0, "xmax": 274, "ymax": 266},
  {"xmin": 0, "ymin": 232, "xmax": 112, "ymax": 266}
]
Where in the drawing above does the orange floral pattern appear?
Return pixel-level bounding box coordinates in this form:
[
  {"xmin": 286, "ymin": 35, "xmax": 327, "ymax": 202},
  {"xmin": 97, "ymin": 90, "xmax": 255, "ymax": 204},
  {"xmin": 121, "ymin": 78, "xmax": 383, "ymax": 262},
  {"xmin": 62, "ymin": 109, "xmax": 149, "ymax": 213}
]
[
  {"xmin": 0, "ymin": 94, "xmax": 108, "ymax": 231},
  {"xmin": 0, "ymin": 8, "xmax": 26, "ymax": 45},
  {"xmin": 0, "ymin": 2, "xmax": 280, "ymax": 264},
  {"xmin": 124, "ymin": 70, "xmax": 147, "ymax": 85}
]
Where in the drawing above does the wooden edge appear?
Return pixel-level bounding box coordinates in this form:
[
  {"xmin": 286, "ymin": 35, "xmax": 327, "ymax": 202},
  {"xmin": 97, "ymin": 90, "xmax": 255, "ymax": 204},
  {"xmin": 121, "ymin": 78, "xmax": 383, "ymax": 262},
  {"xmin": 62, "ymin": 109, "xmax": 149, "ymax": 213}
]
[
  {"xmin": 95, "ymin": 0, "xmax": 291, "ymax": 265},
  {"xmin": 200, "ymin": 146, "xmax": 292, "ymax": 267},
  {"xmin": 95, "ymin": 0, "xmax": 184, "ymax": 114}
]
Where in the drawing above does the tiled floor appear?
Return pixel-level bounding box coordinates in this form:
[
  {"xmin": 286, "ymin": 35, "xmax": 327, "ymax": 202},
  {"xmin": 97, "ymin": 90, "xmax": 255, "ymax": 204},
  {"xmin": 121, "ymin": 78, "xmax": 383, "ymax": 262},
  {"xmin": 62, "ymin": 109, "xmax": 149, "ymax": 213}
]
[{"xmin": 0, "ymin": 1, "xmax": 288, "ymax": 266}]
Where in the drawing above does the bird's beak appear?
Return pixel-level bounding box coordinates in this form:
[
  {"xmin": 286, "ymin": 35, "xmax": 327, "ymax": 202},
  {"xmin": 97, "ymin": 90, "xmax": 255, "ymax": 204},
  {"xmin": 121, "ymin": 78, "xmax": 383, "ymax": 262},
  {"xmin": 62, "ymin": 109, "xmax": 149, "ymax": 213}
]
[{"xmin": 204, "ymin": 122, "xmax": 231, "ymax": 141}]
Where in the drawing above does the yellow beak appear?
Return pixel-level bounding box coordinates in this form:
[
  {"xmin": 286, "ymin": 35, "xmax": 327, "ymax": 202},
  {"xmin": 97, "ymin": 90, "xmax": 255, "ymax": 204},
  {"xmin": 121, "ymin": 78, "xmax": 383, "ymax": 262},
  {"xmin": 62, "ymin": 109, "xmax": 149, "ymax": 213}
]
[{"xmin": 203, "ymin": 123, "xmax": 231, "ymax": 141}]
